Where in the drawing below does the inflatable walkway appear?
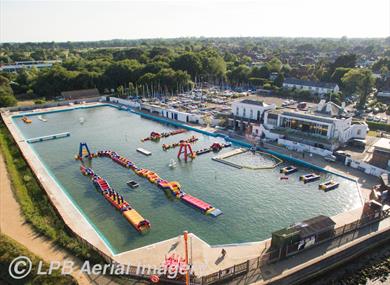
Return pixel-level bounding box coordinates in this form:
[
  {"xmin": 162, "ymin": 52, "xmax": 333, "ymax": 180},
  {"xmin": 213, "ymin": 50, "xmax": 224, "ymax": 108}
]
[
  {"xmin": 80, "ymin": 165, "xmax": 151, "ymax": 233},
  {"xmin": 93, "ymin": 150, "xmax": 223, "ymax": 217}
]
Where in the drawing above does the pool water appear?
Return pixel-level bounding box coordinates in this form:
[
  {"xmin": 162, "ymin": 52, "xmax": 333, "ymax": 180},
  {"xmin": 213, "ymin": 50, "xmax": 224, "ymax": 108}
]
[
  {"xmin": 12, "ymin": 106, "xmax": 362, "ymax": 253},
  {"xmin": 224, "ymin": 151, "xmax": 279, "ymax": 169}
]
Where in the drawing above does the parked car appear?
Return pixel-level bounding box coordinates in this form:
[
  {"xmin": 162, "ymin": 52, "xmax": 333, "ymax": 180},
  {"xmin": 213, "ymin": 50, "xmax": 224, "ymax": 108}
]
[
  {"xmin": 367, "ymin": 114, "xmax": 374, "ymax": 121},
  {"xmin": 373, "ymin": 116, "xmax": 381, "ymax": 122},
  {"xmin": 381, "ymin": 117, "xmax": 388, "ymax": 123},
  {"xmin": 334, "ymin": 150, "xmax": 351, "ymax": 157},
  {"xmin": 297, "ymin": 102, "xmax": 307, "ymax": 110},
  {"xmin": 324, "ymin": 154, "xmax": 337, "ymax": 162}
]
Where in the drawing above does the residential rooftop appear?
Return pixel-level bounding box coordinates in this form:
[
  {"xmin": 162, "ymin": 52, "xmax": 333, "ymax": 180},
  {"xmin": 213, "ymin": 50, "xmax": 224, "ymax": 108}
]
[{"xmin": 284, "ymin": 78, "xmax": 338, "ymax": 89}]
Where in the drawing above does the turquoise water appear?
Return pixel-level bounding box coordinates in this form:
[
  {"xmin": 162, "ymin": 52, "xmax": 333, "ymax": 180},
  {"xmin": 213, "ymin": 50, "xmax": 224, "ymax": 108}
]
[{"xmin": 12, "ymin": 106, "xmax": 361, "ymax": 253}]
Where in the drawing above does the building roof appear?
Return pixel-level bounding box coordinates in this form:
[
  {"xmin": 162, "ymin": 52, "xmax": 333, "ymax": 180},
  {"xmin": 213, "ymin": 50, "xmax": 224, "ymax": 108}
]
[
  {"xmin": 293, "ymin": 215, "xmax": 336, "ymax": 238},
  {"xmin": 373, "ymin": 138, "xmax": 390, "ymax": 152},
  {"xmin": 316, "ymin": 101, "xmax": 345, "ymax": 117},
  {"xmin": 284, "ymin": 78, "xmax": 338, "ymax": 89},
  {"xmin": 239, "ymin": 99, "xmax": 266, "ymax": 106},
  {"xmin": 281, "ymin": 111, "xmax": 336, "ymax": 124}
]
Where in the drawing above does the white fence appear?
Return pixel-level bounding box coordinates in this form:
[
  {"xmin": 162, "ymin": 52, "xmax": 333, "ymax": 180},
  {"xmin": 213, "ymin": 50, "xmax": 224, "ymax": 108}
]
[
  {"xmin": 345, "ymin": 157, "xmax": 388, "ymax": 177},
  {"xmin": 277, "ymin": 138, "xmax": 333, "ymax": 157}
]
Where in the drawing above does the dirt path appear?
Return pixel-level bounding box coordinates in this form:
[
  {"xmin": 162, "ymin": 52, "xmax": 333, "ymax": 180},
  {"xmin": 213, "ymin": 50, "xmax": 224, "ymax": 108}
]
[{"xmin": 0, "ymin": 153, "xmax": 117, "ymax": 285}]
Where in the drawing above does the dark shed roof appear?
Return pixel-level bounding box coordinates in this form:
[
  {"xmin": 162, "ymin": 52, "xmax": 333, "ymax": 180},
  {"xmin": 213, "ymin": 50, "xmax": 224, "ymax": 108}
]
[
  {"xmin": 293, "ymin": 215, "xmax": 336, "ymax": 238},
  {"xmin": 240, "ymin": 99, "xmax": 265, "ymax": 106}
]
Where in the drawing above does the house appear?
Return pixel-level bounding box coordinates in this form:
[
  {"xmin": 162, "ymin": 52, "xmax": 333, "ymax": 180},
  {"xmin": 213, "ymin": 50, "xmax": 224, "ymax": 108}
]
[
  {"xmin": 228, "ymin": 99, "xmax": 276, "ymax": 133},
  {"xmin": 283, "ymin": 78, "xmax": 339, "ymax": 95},
  {"xmin": 0, "ymin": 60, "xmax": 62, "ymax": 72},
  {"xmin": 260, "ymin": 101, "xmax": 368, "ymax": 151}
]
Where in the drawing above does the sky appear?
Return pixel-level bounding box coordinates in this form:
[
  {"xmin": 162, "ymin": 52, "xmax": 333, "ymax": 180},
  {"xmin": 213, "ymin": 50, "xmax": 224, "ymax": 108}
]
[{"xmin": 1, "ymin": 0, "xmax": 389, "ymax": 43}]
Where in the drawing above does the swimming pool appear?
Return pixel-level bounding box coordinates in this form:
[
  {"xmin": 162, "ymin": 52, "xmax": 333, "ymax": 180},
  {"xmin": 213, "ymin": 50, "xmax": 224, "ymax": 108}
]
[{"xmin": 12, "ymin": 105, "xmax": 362, "ymax": 253}]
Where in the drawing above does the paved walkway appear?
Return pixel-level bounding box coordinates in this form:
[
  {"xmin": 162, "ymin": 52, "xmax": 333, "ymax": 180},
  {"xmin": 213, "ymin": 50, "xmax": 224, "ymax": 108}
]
[{"xmin": 0, "ymin": 153, "xmax": 118, "ymax": 285}]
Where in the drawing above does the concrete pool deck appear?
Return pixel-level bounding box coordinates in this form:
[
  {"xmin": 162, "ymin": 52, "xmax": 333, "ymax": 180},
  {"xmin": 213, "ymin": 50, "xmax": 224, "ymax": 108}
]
[{"xmin": 0, "ymin": 102, "xmax": 377, "ymax": 278}]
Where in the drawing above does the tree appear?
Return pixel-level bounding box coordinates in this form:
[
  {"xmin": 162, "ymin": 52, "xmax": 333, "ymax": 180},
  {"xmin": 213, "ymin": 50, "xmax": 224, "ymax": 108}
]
[
  {"xmin": 331, "ymin": 54, "xmax": 357, "ymax": 69},
  {"xmin": 30, "ymin": 50, "xmax": 47, "ymax": 61},
  {"xmin": 171, "ymin": 52, "xmax": 202, "ymax": 79},
  {"xmin": 341, "ymin": 68, "xmax": 375, "ymax": 108},
  {"xmin": 330, "ymin": 67, "xmax": 351, "ymax": 88},
  {"xmin": 266, "ymin": 58, "xmax": 283, "ymax": 72},
  {"xmin": 0, "ymin": 75, "xmax": 17, "ymax": 107},
  {"xmin": 250, "ymin": 66, "xmax": 270, "ymax": 79},
  {"xmin": 273, "ymin": 74, "xmax": 284, "ymax": 88},
  {"xmin": 228, "ymin": 65, "xmax": 250, "ymax": 84}
]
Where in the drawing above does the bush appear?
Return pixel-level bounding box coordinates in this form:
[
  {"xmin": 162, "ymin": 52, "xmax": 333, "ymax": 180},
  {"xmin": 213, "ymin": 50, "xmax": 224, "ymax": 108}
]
[
  {"xmin": 0, "ymin": 122, "xmax": 103, "ymax": 265},
  {"xmin": 366, "ymin": 121, "xmax": 390, "ymax": 132},
  {"xmin": 34, "ymin": 98, "xmax": 46, "ymax": 105}
]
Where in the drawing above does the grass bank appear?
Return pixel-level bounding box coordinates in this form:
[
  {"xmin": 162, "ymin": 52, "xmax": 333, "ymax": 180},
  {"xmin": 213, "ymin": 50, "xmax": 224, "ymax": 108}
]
[
  {"xmin": 0, "ymin": 120, "xmax": 103, "ymax": 264},
  {"xmin": 0, "ymin": 233, "xmax": 77, "ymax": 285}
]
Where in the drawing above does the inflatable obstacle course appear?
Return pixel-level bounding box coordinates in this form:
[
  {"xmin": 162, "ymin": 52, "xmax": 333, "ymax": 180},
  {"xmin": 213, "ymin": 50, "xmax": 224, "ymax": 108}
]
[
  {"xmin": 92, "ymin": 150, "xmax": 222, "ymax": 217},
  {"xmin": 195, "ymin": 142, "xmax": 231, "ymax": 156},
  {"xmin": 300, "ymin": 173, "xmax": 321, "ymax": 184},
  {"xmin": 162, "ymin": 136, "xmax": 198, "ymax": 151},
  {"xmin": 177, "ymin": 142, "xmax": 196, "ymax": 161},
  {"xmin": 319, "ymin": 180, "xmax": 339, "ymax": 191},
  {"xmin": 22, "ymin": 116, "xmax": 32, "ymax": 124},
  {"xmin": 80, "ymin": 166, "xmax": 151, "ymax": 233},
  {"xmin": 75, "ymin": 142, "xmax": 95, "ymax": 161},
  {"xmin": 141, "ymin": 129, "xmax": 186, "ymax": 142}
]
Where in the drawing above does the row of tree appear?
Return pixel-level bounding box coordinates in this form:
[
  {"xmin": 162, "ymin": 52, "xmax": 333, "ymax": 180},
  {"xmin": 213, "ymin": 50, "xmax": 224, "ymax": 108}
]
[{"xmin": 0, "ymin": 39, "xmax": 388, "ymax": 108}]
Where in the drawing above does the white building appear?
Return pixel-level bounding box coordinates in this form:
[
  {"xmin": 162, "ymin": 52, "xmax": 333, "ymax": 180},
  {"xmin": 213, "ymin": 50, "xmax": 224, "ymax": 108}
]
[
  {"xmin": 0, "ymin": 60, "xmax": 62, "ymax": 72},
  {"xmin": 283, "ymin": 78, "xmax": 339, "ymax": 95},
  {"xmin": 260, "ymin": 101, "xmax": 368, "ymax": 150},
  {"xmin": 229, "ymin": 99, "xmax": 276, "ymax": 133},
  {"xmin": 232, "ymin": 99, "xmax": 275, "ymax": 121}
]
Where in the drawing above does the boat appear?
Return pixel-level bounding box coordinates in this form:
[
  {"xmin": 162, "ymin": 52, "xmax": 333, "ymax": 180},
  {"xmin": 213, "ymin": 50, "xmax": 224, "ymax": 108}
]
[
  {"xmin": 127, "ymin": 180, "xmax": 139, "ymax": 189},
  {"xmin": 280, "ymin": 165, "xmax": 298, "ymax": 175},
  {"xmin": 300, "ymin": 173, "xmax": 321, "ymax": 184},
  {"xmin": 280, "ymin": 176, "xmax": 289, "ymax": 180},
  {"xmin": 319, "ymin": 180, "xmax": 339, "ymax": 191},
  {"xmin": 137, "ymin": 148, "xmax": 152, "ymax": 156},
  {"xmin": 168, "ymin": 159, "xmax": 177, "ymax": 168},
  {"xmin": 79, "ymin": 117, "xmax": 85, "ymax": 124},
  {"xmin": 37, "ymin": 115, "xmax": 47, "ymax": 122},
  {"xmin": 22, "ymin": 116, "xmax": 32, "ymax": 124}
]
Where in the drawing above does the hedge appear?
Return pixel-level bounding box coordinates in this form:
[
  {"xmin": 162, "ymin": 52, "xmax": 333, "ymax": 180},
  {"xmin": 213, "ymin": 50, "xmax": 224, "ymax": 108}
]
[{"xmin": 366, "ymin": 121, "xmax": 390, "ymax": 132}]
